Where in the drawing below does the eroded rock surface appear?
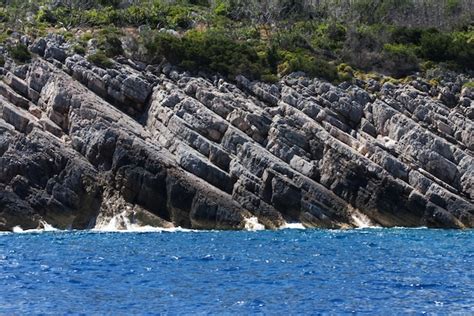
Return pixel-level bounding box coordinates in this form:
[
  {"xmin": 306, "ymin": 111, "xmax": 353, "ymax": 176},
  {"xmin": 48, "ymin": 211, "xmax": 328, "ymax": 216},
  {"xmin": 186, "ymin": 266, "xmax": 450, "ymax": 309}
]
[{"xmin": 0, "ymin": 40, "xmax": 473, "ymax": 231}]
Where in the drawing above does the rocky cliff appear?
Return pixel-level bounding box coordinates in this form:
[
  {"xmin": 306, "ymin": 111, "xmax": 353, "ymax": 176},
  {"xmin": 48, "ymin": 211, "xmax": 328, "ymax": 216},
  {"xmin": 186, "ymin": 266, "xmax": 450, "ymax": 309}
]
[{"xmin": 0, "ymin": 35, "xmax": 473, "ymax": 231}]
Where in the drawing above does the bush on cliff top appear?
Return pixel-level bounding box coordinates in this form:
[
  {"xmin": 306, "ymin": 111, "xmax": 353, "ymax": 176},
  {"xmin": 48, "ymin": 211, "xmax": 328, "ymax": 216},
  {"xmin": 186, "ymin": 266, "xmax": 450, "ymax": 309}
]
[
  {"xmin": 87, "ymin": 51, "xmax": 113, "ymax": 68},
  {"xmin": 146, "ymin": 29, "xmax": 264, "ymax": 79},
  {"xmin": 382, "ymin": 44, "xmax": 419, "ymax": 77},
  {"xmin": 145, "ymin": 28, "xmax": 339, "ymax": 82},
  {"xmin": 2, "ymin": 0, "xmax": 474, "ymax": 82},
  {"xmin": 8, "ymin": 44, "xmax": 31, "ymax": 63}
]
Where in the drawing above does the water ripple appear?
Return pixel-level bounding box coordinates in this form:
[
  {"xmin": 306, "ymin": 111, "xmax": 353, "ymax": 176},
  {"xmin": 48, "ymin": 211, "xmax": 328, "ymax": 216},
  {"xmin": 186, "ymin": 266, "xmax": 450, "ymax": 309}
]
[{"xmin": 0, "ymin": 229, "xmax": 473, "ymax": 314}]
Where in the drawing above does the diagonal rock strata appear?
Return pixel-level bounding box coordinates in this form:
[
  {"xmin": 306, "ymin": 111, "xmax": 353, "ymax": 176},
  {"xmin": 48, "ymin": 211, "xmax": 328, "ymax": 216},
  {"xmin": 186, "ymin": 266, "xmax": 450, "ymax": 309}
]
[{"xmin": 0, "ymin": 43, "xmax": 473, "ymax": 231}]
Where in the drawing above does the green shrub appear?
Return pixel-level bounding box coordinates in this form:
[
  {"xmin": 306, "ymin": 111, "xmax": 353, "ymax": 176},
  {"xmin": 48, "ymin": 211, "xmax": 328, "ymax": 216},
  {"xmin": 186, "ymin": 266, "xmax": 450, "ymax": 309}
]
[
  {"xmin": 0, "ymin": 8, "xmax": 8, "ymax": 23},
  {"xmin": 8, "ymin": 44, "xmax": 31, "ymax": 63},
  {"xmin": 60, "ymin": 31, "xmax": 74, "ymax": 40},
  {"xmin": 265, "ymin": 44, "xmax": 279, "ymax": 73},
  {"xmin": 420, "ymin": 30, "xmax": 473, "ymax": 69},
  {"xmin": 446, "ymin": 0, "xmax": 461, "ymax": 13},
  {"xmin": 167, "ymin": 6, "xmax": 194, "ymax": 29},
  {"xmin": 382, "ymin": 43, "xmax": 419, "ymax": 77},
  {"xmin": 102, "ymin": 35, "xmax": 123, "ymax": 57},
  {"xmin": 0, "ymin": 32, "xmax": 8, "ymax": 44},
  {"xmin": 214, "ymin": 0, "xmax": 230, "ymax": 16},
  {"xmin": 312, "ymin": 22, "xmax": 346, "ymax": 51},
  {"xmin": 97, "ymin": 27, "xmax": 124, "ymax": 57},
  {"xmin": 99, "ymin": 0, "xmax": 121, "ymax": 6},
  {"xmin": 87, "ymin": 51, "xmax": 113, "ymax": 68},
  {"xmin": 353, "ymin": 0, "xmax": 413, "ymax": 25},
  {"xmin": 36, "ymin": 8, "xmax": 57, "ymax": 24},
  {"xmin": 420, "ymin": 60, "xmax": 436, "ymax": 72},
  {"xmin": 80, "ymin": 32, "xmax": 94, "ymax": 42},
  {"xmin": 0, "ymin": 55, "xmax": 5, "ymax": 67},
  {"xmin": 450, "ymin": 30, "xmax": 474, "ymax": 69},
  {"xmin": 337, "ymin": 63, "xmax": 355, "ymax": 82},
  {"xmin": 188, "ymin": 0, "xmax": 210, "ymax": 6},
  {"xmin": 261, "ymin": 73, "xmax": 279, "ymax": 83},
  {"xmin": 420, "ymin": 31, "xmax": 452, "ymax": 62},
  {"xmin": 147, "ymin": 29, "xmax": 264, "ymax": 79},
  {"xmin": 278, "ymin": 50, "xmax": 338, "ymax": 81},
  {"xmin": 275, "ymin": 28, "xmax": 312, "ymax": 51},
  {"xmin": 463, "ymin": 82, "xmax": 474, "ymax": 89},
  {"xmin": 390, "ymin": 26, "xmax": 424, "ymax": 45},
  {"xmin": 121, "ymin": 5, "xmax": 162, "ymax": 26},
  {"xmin": 73, "ymin": 44, "xmax": 86, "ymax": 55}
]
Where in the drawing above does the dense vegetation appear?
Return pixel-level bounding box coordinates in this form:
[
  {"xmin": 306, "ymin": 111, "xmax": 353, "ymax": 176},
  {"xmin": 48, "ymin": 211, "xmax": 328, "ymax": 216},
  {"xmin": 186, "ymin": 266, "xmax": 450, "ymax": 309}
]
[{"xmin": 0, "ymin": 0, "xmax": 473, "ymax": 82}]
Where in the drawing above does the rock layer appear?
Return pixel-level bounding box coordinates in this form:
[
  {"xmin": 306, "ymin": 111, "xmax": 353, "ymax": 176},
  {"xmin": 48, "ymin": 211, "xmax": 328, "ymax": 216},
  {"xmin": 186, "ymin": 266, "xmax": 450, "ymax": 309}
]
[{"xmin": 0, "ymin": 40, "xmax": 473, "ymax": 231}]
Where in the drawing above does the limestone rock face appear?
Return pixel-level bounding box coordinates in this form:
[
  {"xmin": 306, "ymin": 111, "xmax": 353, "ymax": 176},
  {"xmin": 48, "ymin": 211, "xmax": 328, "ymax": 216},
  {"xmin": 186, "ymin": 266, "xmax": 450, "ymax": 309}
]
[{"xmin": 0, "ymin": 40, "xmax": 473, "ymax": 231}]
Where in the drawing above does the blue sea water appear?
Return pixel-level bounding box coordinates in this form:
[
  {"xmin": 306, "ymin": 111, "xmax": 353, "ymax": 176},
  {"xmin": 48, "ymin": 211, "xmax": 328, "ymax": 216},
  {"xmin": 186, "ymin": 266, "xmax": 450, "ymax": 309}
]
[{"xmin": 0, "ymin": 228, "xmax": 473, "ymax": 314}]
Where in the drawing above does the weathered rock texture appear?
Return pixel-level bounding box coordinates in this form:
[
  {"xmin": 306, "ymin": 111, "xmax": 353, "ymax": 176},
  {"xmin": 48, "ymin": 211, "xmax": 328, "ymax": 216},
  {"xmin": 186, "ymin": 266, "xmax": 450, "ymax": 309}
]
[{"xmin": 0, "ymin": 39, "xmax": 473, "ymax": 231}]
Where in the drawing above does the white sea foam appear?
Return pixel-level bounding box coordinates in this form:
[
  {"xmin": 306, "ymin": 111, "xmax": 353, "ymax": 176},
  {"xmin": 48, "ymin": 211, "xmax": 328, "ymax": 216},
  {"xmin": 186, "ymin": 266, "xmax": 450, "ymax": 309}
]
[
  {"xmin": 280, "ymin": 222, "xmax": 306, "ymax": 230},
  {"xmin": 40, "ymin": 220, "xmax": 58, "ymax": 232},
  {"xmin": 93, "ymin": 211, "xmax": 198, "ymax": 233},
  {"xmin": 93, "ymin": 224, "xmax": 197, "ymax": 233},
  {"xmin": 351, "ymin": 210, "xmax": 378, "ymax": 228},
  {"xmin": 243, "ymin": 217, "xmax": 265, "ymax": 231},
  {"xmin": 11, "ymin": 220, "xmax": 58, "ymax": 233},
  {"xmin": 12, "ymin": 226, "xmax": 25, "ymax": 233}
]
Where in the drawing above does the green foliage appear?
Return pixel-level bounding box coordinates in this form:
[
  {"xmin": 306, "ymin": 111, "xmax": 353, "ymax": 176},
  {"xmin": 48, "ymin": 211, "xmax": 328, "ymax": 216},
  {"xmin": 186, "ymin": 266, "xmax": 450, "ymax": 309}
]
[
  {"xmin": 382, "ymin": 43, "xmax": 419, "ymax": 77},
  {"xmin": 98, "ymin": 28, "xmax": 124, "ymax": 57},
  {"xmin": 41, "ymin": 2, "xmax": 207, "ymax": 28},
  {"xmin": 213, "ymin": 0, "xmax": 230, "ymax": 16},
  {"xmin": 420, "ymin": 31, "xmax": 452, "ymax": 62},
  {"xmin": 80, "ymin": 32, "xmax": 94, "ymax": 42},
  {"xmin": 420, "ymin": 29, "xmax": 474, "ymax": 69},
  {"xmin": 353, "ymin": 0, "xmax": 413, "ymax": 25},
  {"xmin": 0, "ymin": 8, "xmax": 8, "ymax": 23},
  {"xmin": 147, "ymin": 29, "xmax": 263, "ymax": 79},
  {"xmin": 420, "ymin": 60, "xmax": 436, "ymax": 72},
  {"xmin": 186, "ymin": 0, "xmax": 210, "ymax": 6},
  {"xmin": 450, "ymin": 30, "xmax": 474, "ymax": 69},
  {"xmin": 312, "ymin": 22, "xmax": 346, "ymax": 51},
  {"xmin": 166, "ymin": 5, "xmax": 194, "ymax": 29},
  {"xmin": 337, "ymin": 63, "xmax": 354, "ymax": 82},
  {"xmin": 0, "ymin": 55, "xmax": 5, "ymax": 67},
  {"xmin": 60, "ymin": 31, "xmax": 74, "ymax": 40},
  {"xmin": 73, "ymin": 44, "xmax": 86, "ymax": 55},
  {"xmin": 98, "ymin": 0, "xmax": 121, "ymax": 6},
  {"xmin": 278, "ymin": 50, "xmax": 337, "ymax": 81},
  {"xmin": 446, "ymin": 0, "xmax": 461, "ymax": 14},
  {"xmin": 265, "ymin": 44, "xmax": 279, "ymax": 73},
  {"xmin": 8, "ymin": 44, "xmax": 31, "ymax": 63},
  {"xmin": 261, "ymin": 73, "xmax": 279, "ymax": 83},
  {"xmin": 463, "ymin": 82, "xmax": 474, "ymax": 89},
  {"xmin": 87, "ymin": 51, "xmax": 113, "ymax": 68},
  {"xmin": 275, "ymin": 28, "xmax": 312, "ymax": 52},
  {"xmin": 0, "ymin": 0, "xmax": 473, "ymax": 82},
  {"xmin": 0, "ymin": 32, "xmax": 9, "ymax": 44},
  {"xmin": 36, "ymin": 8, "xmax": 57, "ymax": 24},
  {"xmin": 390, "ymin": 26, "xmax": 424, "ymax": 45},
  {"xmin": 146, "ymin": 26, "xmax": 338, "ymax": 82}
]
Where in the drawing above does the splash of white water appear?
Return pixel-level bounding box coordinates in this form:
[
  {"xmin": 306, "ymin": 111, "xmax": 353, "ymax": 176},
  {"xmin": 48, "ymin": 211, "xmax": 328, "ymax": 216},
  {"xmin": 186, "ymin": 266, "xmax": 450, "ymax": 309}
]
[
  {"xmin": 243, "ymin": 217, "xmax": 265, "ymax": 231},
  {"xmin": 93, "ymin": 211, "xmax": 197, "ymax": 233},
  {"xmin": 351, "ymin": 210, "xmax": 377, "ymax": 228},
  {"xmin": 12, "ymin": 226, "xmax": 25, "ymax": 233},
  {"xmin": 11, "ymin": 220, "xmax": 58, "ymax": 233},
  {"xmin": 40, "ymin": 220, "xmax": 58, "ymax": 231},
  {"xmin": 280, "ymin": 222, "xmax": 306, "ymax": 230}
]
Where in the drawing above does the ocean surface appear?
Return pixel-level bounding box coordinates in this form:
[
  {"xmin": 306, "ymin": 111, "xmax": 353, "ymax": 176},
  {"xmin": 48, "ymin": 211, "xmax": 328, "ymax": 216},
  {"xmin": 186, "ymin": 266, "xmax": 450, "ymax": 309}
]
[{"xmin": 0, "ymin": 228, "xmax": 473, "ymax": 314}]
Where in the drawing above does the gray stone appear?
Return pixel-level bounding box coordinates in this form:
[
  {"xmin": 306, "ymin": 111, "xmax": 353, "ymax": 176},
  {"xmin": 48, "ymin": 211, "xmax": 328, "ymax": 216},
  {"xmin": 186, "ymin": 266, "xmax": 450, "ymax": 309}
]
[
  {"xmin": 44, "ymin": 46, "xmax": 67, "ymax": 62},
  {"xmin": 0, "ymin": 40, "xmax": 472, "ymax": 231}
]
